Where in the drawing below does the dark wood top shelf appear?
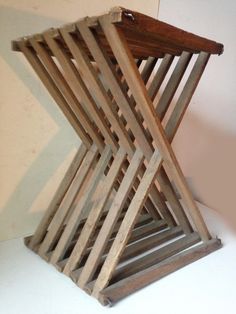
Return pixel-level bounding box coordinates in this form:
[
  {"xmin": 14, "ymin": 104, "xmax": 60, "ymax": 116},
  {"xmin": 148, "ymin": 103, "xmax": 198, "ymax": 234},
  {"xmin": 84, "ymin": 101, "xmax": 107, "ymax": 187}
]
[{"xmin": 12, "ymin": 7, "xmax": 223, "ymax": 59}]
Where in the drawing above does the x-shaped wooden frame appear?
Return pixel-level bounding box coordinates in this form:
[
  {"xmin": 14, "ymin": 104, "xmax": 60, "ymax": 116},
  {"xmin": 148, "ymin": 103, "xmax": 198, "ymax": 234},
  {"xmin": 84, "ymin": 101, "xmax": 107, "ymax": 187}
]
[{"xmin": 14, "ymin": 8, "xmax": 222, "ymax": 306}]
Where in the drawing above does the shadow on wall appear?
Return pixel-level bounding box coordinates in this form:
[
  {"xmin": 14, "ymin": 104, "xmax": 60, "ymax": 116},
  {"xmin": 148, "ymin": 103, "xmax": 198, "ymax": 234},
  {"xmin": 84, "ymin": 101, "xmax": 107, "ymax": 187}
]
[
  {"xmin": 173, "ymin": 108, "xmax": 236, "ymax": 231},
  {"xmin": 0, "ymin": 6, "xmax": 80, "ymax": 240}
]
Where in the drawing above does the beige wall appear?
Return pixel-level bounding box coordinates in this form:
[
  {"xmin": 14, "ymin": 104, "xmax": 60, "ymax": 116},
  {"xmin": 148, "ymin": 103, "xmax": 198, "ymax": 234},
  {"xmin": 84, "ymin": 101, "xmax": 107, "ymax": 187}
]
[
  {"xmin": 0, "ymin": 1, "xmax": 160, "ymax": 241},
  {"xmin": 159, "ymin": 0, "xmax": 236, "ymax": 229}
]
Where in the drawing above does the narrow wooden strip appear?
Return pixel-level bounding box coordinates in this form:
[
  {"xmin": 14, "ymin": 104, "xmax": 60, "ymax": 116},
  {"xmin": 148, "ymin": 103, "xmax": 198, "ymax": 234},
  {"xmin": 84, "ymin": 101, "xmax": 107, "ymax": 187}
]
[
  {"xmin": 78, "ymin": 21, "xmax": 174, "ymax": 225},
  {"xmin": 69, "ymin": 218, "xmax": 166, "ymax": 285},
  {"xmin": 99, "ymin": 238, "xmax": 222, "ymax": 306},
  {"xmin": 139, "ymin": 57, "xmax": 158, "ymax": 84},
  {"xmin": 165, "ymin": 52, "xmax": 210, "ymax": 141},
  {"xmin": 92, "ymin": 150, "xmax": 162, "ymax": 297},
  {"xmin": 129, "ymin": 219, "xmax": 167, "ymax": 244},
  {"xmin": 77, "ymin": 20, "xmax": 153, "ymax": 158},
  {"xmin": 156, "ymin": 51, "xmax": 192, "ymax": 120},
  {"xmin": 30, "ymin": 36, "xmax": 104, "ymax": 152},
  {"xmin": 99, "ymin": 18, "xmax": 211, "ymax": 241},
  {"xmin": 41, "ymin": 32, "xmax": 118, "ymax": 153},
  {"xmin": 77, "ymin": 149, "xmax": 144, "ymax": 287},
  {"xmin": 59, "ymin": 27, "xmax": 135, "ymax": 157},
  {"xmin": 28, "ymin": 144, "xmax": 87, "ymax": 250},
  {"xmin": 38, "ymin": 144, "xmax": 98, "ymax": 256},
  {"xmin": 112, "ymin": 232, "xmax": 200, "ymax": 282},
  {"xmin": 157, "ymin": 168, "xmax": 193, "ymax": 234},
  {"xmin": 63, "ymin": 148, "xmax": 127, "ymax": 275},
  {"xmin": 49, "ymin": 146, "xmax": 112, "ymax": 264},
  {"xmin": 148, "ymin": 54, "xmax": 174, "ymax": 101},
  {"xmin": 17, "ymin": 41, "xmax": 91, "ymax": 147},
  {"xmin": 56, "ymin": 213, "xmax": 157, "ymax": 273},
  {"xmin": 120, "ymin": 226, "xmax": 183, "ymax": 263}
]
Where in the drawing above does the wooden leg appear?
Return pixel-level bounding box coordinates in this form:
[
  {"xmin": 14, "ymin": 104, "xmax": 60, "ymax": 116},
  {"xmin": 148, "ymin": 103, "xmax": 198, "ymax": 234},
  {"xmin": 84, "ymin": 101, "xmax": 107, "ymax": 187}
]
[
  {"xmin": 27, "ymin": 144, "xmax": 87, "ymax": 250},
  {"xmin": 38, "ymin": 144, "xmax": 99, "ymax": 257},
  {"xmin": 92, "ymin": 150, "xmax": 162, "ymax": 297},
  {"xmin": 49, "ymin": 146, "xmax": 112, "ymax": 264}
]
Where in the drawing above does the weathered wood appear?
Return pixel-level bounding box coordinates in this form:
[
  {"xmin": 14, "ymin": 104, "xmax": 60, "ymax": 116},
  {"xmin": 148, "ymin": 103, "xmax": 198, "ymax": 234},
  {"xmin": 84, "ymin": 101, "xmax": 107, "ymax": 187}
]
[
  {"xmin": 156, "ymin": 51, "xmax": 192, "ymax": 120},
  {"xmin": 38, "ymin": 144, "xmax": 99, "ymax": 256},
  {"xmin": 99, "ymin": 17, "xmax": 211, "ymax": 241},
  {"xmin": 49, "ymin": 146, "xmax": 112, "ymax": 264},
  {"xmin": 17, "ymin": 41, "xmax": 92, "ymax": 148},
  {"xmin": 77, "ymin": 149, "xmax": 144, "ymax": 287},
  {"xmin": 28, "ymin": 144, "xmax": 87, "ymax": 250},
  {"xmin": 14, "ymin": 7, "xmax": 223, "ymax": 306},
  {"xmin": 63, "ymin": 148, "xmax": 126, "ymax": 274},
  {"xmin": 30, "ymin": 36, "xmax": 104, "ymax": 152},
  {"xmin": 99, "ymin": 238, "xmax": 222, "ymax": 306},
  {"xmin": 92, "ymin": 150, "xmax": 162, "ymax": 297}
]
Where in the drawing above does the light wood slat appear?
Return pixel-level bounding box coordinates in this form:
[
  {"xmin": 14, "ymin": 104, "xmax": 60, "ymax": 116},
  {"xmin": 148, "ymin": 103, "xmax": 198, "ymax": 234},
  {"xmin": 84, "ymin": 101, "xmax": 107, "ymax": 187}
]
[
  {"xmin": 165, "ymin": 52, "xmax": 210, "ymax": 141},
  {"xmin": 77, "ymin": 20, "xmax": 178, "ymax": 228},
  {"xmin": 82, "ymin": 23, "xmax": 188, "ymax": 233},
  {"xmin": 17, "ymin": 41, "xmax": 91, "ymax": 148},
  {"xmin": 156, "ymin": 167, "xmax": 193, "ymax": 233},
  {"xmin": 140, "ymin": 57, "xmax": 158, "ymax": 84},
  {"xmin": 156, "ymin": 51, "xmax": 192, "ymax": 120},
  {"xmin": 59, "ymin": 28, "xmax": 135, "ymax": 157},
  {"xmin": 99, "ymin": 238, "xmax": 222, "ymax": 306},
  {"xmin": 39, "ymin": 32, "xmax": 118, "ymax": 153},
  {"xmin": 63, "ymin": 147, "xmax": 127, "ymax": 275},
  {"xmin": 76, "ymin": 21, "xmax": 173, "ymax": 225},
  {"xmin": 148, "ymin": 54, "xmax": 174, "ymax": 101},
  {"xmin": 99, "ymin": 17, "xmax": 211, "ymax": 242},
  {"xmin": 31, "ymin": 35, "xmax": 131, "ymax": 219},
  {"xmin": 77, "ymin": 149, "xmax": 144, "ymax": 287},
  {"xmin": 120, "ymin": 226, "xmax": 183, "ymax": 263},
  {"xmin": 92, "ymin": 149, "xmax": 162, "ymax": 296},
  {"xmin": 50, "ymin": 146, "xmax": 112, "ymax": 264},
  {"xmin": 38, "ymin": 144, "xmax": 99, "ymax": 256},
  {"xmin": 28, "ymin": 144, "xmax": 87, "ymax": 250},
  {"xmin": 29, "ymin": 36, "xmax": 104, "ymax": 153},
  {"xmin": 115, "ymin": 53, "xmax": 193, "ymax": 236},
  {"xmin": 77, "ymin": 20, "xmax": 153, "ymax": 158},
  {"xmin": 112, "ymin": 232, "xmax": 200, "ymax": 282},
  {"xmin": 56, "ymin": 213, "xmax": 157, "ymax": 273}
]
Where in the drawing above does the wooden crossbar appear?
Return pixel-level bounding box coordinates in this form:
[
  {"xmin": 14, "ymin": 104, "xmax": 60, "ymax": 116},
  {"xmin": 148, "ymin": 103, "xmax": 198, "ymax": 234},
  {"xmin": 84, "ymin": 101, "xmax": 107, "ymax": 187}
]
[{"xmin": 13, "ymin": 7, "xmax": 223, "ymax": 306}]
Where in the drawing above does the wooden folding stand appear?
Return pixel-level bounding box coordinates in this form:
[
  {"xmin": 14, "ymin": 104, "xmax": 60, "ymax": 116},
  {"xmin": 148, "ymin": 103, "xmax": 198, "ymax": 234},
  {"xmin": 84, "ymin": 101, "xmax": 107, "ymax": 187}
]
[{"xmin": 12, "ymin": 7, "xmax": 224, "ymax": 306}]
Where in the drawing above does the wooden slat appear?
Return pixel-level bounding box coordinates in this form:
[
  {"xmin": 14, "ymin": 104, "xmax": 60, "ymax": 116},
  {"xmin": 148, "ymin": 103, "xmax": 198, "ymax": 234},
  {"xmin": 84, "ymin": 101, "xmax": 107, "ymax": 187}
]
[
  {"xmin": 49, "ymin": 146, "xmax": 112, "ymax": 264},
  {"xmin": 165, "ymin": 52, "xmax": 210, "ymax": 141},
  {"xmin": 38, "ymin": 144, "xmax": 99, "ymax": 256},
  {"xmin": 39, "ymin": 32, "xmax": 118, "ymax": 153},
  {"xmin": 77, "ymin": 149, "xmax": 144, "ymax": 287},
  {"xmin": 111, "ymin": 232, "xmax": 200, "ymax": 282},
  {"xmin": 30, "ymin": 36, "xmax": 104, "ymax": 152},
  {"xmin": 120, "ymin": 226, "xmax": 183, "ymax": 263},
  {"xmin": 90, "ymin": 21, "xmax": 191, "ymax": 235},
  {"xmin": 99, "ymin": 238, "xmax": 222, "ymax": 306},
  {"xmin": 56, "ymin": 213, "xmax": 158, "ymax": 273},
  {"xmin": 63, "ymin": 148, "xmax": 126, "ymax": 274},
  {"xmin": 28, "ymin": 144, "xmax": 87, "ymax": 250},
  {"xmin": 92, "ymin": 149, "xmax": 162, "ymax": 297},
  {"xmin": 156, "ymin": 51, "xmax": 192, "ymax": 120},
  {"xmin": 17, "ymin": 41, "xmax": 92, "ymax": 148},
  {"xmin": 77, "ymin": 20, "xmax": 180, "ymax": 229},
  {"xmin": 59, "ymin": 27, "xmax": 135, "ymax": 157},
  {"xmin": 99, "ymin": 17, "xmax": 211, "ymax": 241},
  {"xmin": 148, "ymin": 54, "xmax": 174, "ymax": 101}
]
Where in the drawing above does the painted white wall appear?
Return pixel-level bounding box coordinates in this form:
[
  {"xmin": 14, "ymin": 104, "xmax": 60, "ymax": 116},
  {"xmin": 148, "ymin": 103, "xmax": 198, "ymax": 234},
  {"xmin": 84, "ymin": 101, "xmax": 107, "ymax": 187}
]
[
  {"xmin": 159, "ymin": 0, "xmax": 236, "ymax": 228},
  {"xmin": 0, "ymin": 1, "xmax": 160, "ymax": 241}
]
